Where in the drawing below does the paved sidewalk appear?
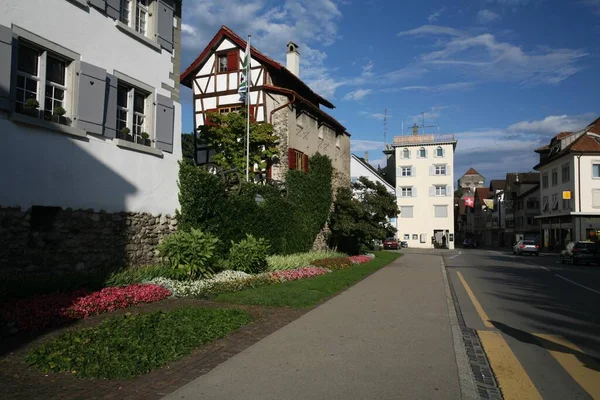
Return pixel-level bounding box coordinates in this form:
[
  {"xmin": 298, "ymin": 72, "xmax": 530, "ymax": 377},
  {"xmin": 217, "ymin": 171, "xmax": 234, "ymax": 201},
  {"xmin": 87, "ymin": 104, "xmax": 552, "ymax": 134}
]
[{"xmin": 164, "ymin": 254, "xmax": 473, "ymax": 400}]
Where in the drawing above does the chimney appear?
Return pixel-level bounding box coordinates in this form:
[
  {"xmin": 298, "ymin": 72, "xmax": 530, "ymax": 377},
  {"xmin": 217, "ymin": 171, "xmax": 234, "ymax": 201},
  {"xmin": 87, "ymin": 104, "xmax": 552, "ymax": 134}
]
[
  {"xmin": 286, "ymin": 42, "xmax": 300, "ymax": 77},
  {"xmin": 364, "ymin": 151, "xmax": 369, "ymax": 163},
  {"xmin": 412, "ymin": 123, "xmax": 419, "ymax": 136}
]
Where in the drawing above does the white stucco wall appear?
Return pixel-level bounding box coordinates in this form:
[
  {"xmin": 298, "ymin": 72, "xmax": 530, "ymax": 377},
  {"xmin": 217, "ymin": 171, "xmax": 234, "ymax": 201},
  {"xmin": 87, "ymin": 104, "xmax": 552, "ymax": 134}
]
[
  {"xmin": 1, "ymin": 0, "xmax": 181, "ymax": 215},
  {"xmin": 394, "ymin": 141, "xmax": 456, "ymax": 249},
  {"xmin": 350, "ymin": 156, "xmax": 395, "ymax": 195},
  {"xmin": 574, "ymin": 154, "xmax": 600, "ymax": 213}
]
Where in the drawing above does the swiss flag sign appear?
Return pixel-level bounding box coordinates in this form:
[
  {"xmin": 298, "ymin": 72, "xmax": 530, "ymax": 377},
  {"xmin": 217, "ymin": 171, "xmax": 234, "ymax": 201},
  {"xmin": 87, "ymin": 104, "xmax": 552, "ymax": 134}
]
[{"xmin": 465, "ymin": 197, "xmax": 475, "ymax": 208}]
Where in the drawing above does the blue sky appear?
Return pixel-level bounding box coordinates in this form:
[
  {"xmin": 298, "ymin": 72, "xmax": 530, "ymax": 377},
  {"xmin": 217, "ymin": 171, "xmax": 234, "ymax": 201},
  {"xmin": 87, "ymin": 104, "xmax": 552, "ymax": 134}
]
[{"xmin": 179, "ymin": 0, "xmax": 600, "ymax": 182}]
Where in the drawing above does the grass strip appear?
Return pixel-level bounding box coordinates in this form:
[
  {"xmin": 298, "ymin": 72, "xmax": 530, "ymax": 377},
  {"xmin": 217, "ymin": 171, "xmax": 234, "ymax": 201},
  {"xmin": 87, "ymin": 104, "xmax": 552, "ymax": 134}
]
[{"xmin": 26, "ymin": 307, "xmax": 251, "ymax": 379}]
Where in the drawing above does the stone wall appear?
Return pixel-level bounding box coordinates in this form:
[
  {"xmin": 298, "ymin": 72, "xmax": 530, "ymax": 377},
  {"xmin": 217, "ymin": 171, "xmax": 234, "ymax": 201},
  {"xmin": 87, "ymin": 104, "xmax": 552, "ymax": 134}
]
[
  {"xmin": 0, "ymin": 206, "xmax": 176, "ymax": 274},
  {"xmin": 312, "ymin": 168, "xmax": 350, "ymax": 251}
]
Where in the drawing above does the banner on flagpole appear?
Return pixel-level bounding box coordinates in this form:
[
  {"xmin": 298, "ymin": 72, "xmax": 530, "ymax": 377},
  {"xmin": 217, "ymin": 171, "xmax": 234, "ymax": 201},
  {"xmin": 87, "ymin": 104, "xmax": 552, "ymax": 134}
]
[{"xmin": 238, "ymin": 40, "xmax": 250, "ymax": 104}]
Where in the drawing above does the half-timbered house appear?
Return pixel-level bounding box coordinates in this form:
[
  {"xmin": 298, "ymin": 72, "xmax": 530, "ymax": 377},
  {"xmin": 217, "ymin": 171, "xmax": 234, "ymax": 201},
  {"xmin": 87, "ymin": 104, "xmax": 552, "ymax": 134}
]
[{"xmin": 180, "ymin": 26, "xmax": 351, "ymax": 184}]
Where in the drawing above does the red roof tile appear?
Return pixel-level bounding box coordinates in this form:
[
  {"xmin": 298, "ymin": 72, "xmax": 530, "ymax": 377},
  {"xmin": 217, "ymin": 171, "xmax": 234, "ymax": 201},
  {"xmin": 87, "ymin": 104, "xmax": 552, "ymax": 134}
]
[
  {"xmin": 586, "ymin": 117, "xmax": 600, "ymax": 135},
  {"xmin": 465, "ymin": 167, "xmax": 481, "ymax": 176},
  {"xmin": 475, "ymin": 187, "xmax": 491, "ymax": 201},
  {"xmin": 180, "ymin": 26, "xmax": 335, "ymax": 109},
  {"xmin": 555, "ymin": 131, "xmax": 573, "ymax": 139},
  {"xmin": 569, "ymin": 135, "xmax": 600, "ymax": 152}
]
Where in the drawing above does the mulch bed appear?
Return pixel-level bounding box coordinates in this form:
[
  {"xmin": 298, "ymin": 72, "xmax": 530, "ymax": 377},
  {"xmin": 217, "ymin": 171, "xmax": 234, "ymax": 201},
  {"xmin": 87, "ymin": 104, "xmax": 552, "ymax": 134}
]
[{"xmin": 0, "ymin": 298, "xmax": 307, "ymax": 400}]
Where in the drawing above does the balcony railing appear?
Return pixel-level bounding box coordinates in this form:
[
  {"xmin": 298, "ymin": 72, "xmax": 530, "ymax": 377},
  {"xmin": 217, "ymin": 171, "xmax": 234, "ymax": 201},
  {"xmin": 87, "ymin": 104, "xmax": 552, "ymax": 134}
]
[{"xmin": 391, "ymin": 134, "xmax": 456, "ymax": 146}]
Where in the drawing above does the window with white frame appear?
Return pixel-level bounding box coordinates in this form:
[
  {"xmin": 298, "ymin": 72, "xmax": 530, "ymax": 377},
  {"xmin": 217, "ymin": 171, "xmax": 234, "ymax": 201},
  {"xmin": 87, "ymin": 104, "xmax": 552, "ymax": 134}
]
[
  {"xmin": 593, "ymin": 163, "xmax": 600, "ymax": 178},
  {"xmin": 434, "ymin": 205, "xmax": 448, "ymax": 218},
  {"xmin": 418, "ymin": 147, "xmax": 426, "ymax": 158},
  {"xmin": 116, "ymin": 83, "xmax": 152, "ymax": 145},
  {"xmin": 562, "ymin": 163, "xmax": 570, "ymax": 182},
  {"xmin": 436, "ymin": 146, "xmax": 444, "ymax": 157},
  {"xmin": 435, "ymin": 165, "xmax": 447, "ymax": 175},
  {"xmin": 401, "ymin": 206, "xmax": 413, "ymax": 218},
  {"xmin": 551, "ymin": 168, "xmax": 558, "ymax": 186},
  {"xmin": 401, "ymin": 167, "xmax": 412, "ymax": 177},
  {"xmin": 402, "ymin": 148, "xmax": 410, "ymax": 159},
  {"xmin": 15, "ymin": 40, "xmax": 71, "ymax": 123},
  {"xmin": 435, "ymin": 185, "xmax": 447, "ymax": 196},
  {"xmin": 120, "ymin": 0, "xmax": 153, "ymax": 37},
  {"xmin": 401, "ymin": 187, "xmax": 413, "ymax": 197},
  {"xmin": 542, "ymin": 173, "xmax": 548, "ymax": 188}
]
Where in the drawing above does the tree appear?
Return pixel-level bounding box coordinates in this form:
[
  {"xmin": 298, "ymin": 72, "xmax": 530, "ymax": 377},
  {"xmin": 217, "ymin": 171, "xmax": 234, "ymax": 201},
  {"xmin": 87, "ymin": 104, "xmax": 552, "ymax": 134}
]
[
  {"xmin": 328, "ymin": 177, "xmax": 399, "ymax": 255},
  {"xmin": 198, "ymin": 110, "xmax": 279, "ymax": 173},
  {"xmin": 181, "ymin": 133, "xmax": 195, "ymax": 163}
]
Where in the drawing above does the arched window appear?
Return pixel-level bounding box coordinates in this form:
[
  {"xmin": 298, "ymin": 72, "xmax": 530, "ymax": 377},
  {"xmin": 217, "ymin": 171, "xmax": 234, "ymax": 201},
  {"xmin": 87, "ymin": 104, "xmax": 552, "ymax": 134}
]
[
  {"xmin": 419, "ymin": 147, "xmax": 426, "ymax": 158},
  {"xmin": 403, "ymin": 148, "xmax": 410, "ymax": 159},
  {"xmin": 436, "ymin": 146, "xmax": 444, "ymax": 157}
]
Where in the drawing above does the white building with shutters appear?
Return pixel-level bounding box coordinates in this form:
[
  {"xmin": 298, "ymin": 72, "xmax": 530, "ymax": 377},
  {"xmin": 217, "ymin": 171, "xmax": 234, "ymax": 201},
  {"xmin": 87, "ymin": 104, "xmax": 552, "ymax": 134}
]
[
  {"xmin": 0, "ymin": 0, "xmax": 182, "ymax": 272},
  {"xmin": 0, "ymin": 0, "xmax": 181, "ymax": 214},
  {"xmin": 383, "ymin": 126, "xmax": 457, "ymax": 249}
]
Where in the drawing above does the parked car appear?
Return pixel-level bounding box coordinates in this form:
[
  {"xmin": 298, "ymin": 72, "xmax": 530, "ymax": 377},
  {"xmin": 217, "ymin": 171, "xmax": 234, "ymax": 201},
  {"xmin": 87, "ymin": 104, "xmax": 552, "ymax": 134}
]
[
  {"xmin": 383, "ymin": 237, "xmax": 400, "ymax": 250},
  {"xmin": 513, "ymin": 239, "xmax": 540, "ymax": 256},
  {"xmin": 400, "ymin": 241, "xmax": 409, "ymax": 248},
  {"xmin": 560, "ymin": 241, "xmax": 598, "ymax": 265},
  {"xmin": 463, "ymin": 238, "xmax": 477, "ymax": 248}
]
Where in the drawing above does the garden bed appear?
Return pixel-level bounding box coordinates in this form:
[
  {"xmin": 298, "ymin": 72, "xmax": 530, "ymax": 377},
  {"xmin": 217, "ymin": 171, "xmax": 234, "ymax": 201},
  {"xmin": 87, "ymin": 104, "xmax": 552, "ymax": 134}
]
[{"xmin": 214, "ymin": 251, "xmax": 401, "ymax": 308}]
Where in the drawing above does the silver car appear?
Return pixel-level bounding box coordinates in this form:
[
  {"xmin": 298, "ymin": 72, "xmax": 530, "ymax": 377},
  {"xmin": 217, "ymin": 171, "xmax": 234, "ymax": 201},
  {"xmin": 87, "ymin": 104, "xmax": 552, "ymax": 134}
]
[{"xmin": 513, "ymin": 239, "xmax": 540, "ymax": 256}]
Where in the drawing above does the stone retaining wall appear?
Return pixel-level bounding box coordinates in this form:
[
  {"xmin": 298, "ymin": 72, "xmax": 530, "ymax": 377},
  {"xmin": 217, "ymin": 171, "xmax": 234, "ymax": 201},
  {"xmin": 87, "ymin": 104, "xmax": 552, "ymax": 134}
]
[{"xmin": 0, "ymin": 207, "xmax": 176, "ymax": 274}]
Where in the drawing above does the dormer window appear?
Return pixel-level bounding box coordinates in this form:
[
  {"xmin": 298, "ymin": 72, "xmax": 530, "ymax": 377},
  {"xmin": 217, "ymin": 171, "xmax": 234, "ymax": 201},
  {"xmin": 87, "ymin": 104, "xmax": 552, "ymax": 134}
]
[{"xmin": 418, "ymin": 147, "xmax": 426, "ymax": 158}]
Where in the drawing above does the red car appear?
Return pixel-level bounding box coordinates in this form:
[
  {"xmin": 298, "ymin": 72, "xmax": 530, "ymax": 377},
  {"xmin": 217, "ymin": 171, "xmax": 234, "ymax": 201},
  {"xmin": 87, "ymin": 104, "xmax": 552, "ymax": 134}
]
[{"xmin": 383, "ymin": 237, "xmax": 399, "ymax": 250}]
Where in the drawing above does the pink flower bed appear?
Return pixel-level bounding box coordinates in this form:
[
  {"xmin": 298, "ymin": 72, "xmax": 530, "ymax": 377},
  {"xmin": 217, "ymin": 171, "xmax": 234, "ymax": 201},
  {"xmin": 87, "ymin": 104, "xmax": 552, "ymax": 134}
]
[
  {"xmin": 271, "ymin": 266, "xmax": 330, "ymax": 282},
  {"xmin": 348, "ymin": 255, "xmax": 373, "ymax": 264},
  {"xmin": 1, "ymin": 284, "xmax": 171, "ymax": 332}
]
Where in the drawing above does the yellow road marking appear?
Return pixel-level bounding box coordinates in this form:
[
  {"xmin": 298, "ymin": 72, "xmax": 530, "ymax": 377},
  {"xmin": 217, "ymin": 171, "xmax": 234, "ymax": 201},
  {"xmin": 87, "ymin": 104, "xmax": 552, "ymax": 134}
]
[
  {"xmin": 534, "ymin": 334, "xmax": 600, "ymax": 399},
  {"xmin": 478, "ymin": 330, "xmax": 542, "ymax": 400},
  {"xmin": 456, "ymin": 271, "xmax": 494, "ymax": 328}
]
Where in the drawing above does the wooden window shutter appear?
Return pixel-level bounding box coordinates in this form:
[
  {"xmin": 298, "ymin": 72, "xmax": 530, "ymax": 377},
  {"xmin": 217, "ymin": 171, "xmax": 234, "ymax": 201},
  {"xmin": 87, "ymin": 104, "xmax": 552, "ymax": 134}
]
[
  {"xmin": 205, "ymin": 109, "xmax": 217, "ymax": 126},
  {"xmin": 249, "ymin": 105, "xmax": 256, "ymax": 123},
  {"xmin": 227, "ymin": 51, "xmax": 239, "ymax": 71},
  {"xmin": 288, "ymin": 148, "xmax": 296, "ymax": 170},
  {"xmin": 303, "ymin": 154, "xmax": 309, "ymax": 172}
]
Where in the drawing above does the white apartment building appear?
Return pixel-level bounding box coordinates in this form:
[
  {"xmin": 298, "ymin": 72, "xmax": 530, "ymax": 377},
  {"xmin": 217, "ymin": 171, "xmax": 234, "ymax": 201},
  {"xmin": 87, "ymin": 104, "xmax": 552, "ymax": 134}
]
[
  {"xmin": 534, "ymin": 117, "xmax": 600, "ymax": 249},
  {"xmin": 384, "ymin": 127, "xmax": 457, "ymax": 249},
  {"xmin": 0, "ymin": 0, "xmax": 182, "ymax": 272}
]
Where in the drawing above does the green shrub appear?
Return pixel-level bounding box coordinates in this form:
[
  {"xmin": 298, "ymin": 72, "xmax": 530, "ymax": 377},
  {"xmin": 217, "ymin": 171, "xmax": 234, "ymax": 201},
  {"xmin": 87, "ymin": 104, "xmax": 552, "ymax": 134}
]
[
  {"xmin": 157, "ymin": 228, "xmax": 220, "ymax": 280},
  {"xmin": 311, "ymin": 257, "xmax": 353, "ymax": 271},
  {"xmin": 267, "ymin": 250, "xmax": 347, "ymax": 271},
  {"xmin": 176, "ymin": 153, "xmax": 333, "ymax": 256},
  {"xmin": 25, "ymin": 307, "xmax": 251, "ymax": 379},
  {"xmin": 227, "ymin": 234, "xmax": 270, "ymax": 274},
  {"xmin": 104, "ymin": 265, "xmax": 181, "ymax": 286}
]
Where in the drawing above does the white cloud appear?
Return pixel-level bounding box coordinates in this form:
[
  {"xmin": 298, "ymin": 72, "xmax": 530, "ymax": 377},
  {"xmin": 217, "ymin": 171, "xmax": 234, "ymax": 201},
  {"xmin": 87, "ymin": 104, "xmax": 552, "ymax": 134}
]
[
  {"xmin": 351, "ymin": 139, "xmax": 388, "ymax": 152},
  {"xmin": 398, "ymin": 25, "xmax": 463, "ymax": 37},
  {"xmin": 398, "ymin": 26, "xmax": 588, "ymax": 85},
  {"xmin": 410, "ymin": 106, "xmax": 450, "ymax": 124},
  {"xmin": 180, "ymin": 0, "xmax": 346, "ymax": 98},
  {"xmin": 383, "ymin": 82, "xmax": 477, "ymax": 92},
  {"xmin": 506, "ymin": 114, "xmax": 596, "ymax": 136},
  {"xmin": 362, "ymin": 60, "xmax": 375, "ymax": 77},
  {"xmin": 360, "ymin": 111, "xmax": 390, "ymax": 120},
  {"xmin": 343, "ymin": 89, "xmax": 373, "ymax": 101},
  {"xmin": 477, "ymin": 10, "xmax": 501, "ymax": 24},
  {"xmin": 428, "ymin": 7, "xmax": 445, "ymax": 23},
  {"xmin": 453, "ymin": 113, "xmax": 598, "ymax": 179}
]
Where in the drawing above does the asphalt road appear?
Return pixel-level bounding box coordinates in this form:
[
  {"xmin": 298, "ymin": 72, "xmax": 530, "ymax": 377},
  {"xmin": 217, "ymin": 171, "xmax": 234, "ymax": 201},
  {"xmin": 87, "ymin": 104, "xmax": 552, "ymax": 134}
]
[{"xmin": 445, "ymin": 248, "xmax": 600, "ymax": 400}]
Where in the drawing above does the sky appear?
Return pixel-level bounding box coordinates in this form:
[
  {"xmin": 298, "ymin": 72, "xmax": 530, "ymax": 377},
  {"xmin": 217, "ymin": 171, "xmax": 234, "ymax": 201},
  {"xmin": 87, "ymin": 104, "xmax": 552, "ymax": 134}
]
[{"xmin": 178, "ymin": 0, "xmax": 600, "ymax": 183}]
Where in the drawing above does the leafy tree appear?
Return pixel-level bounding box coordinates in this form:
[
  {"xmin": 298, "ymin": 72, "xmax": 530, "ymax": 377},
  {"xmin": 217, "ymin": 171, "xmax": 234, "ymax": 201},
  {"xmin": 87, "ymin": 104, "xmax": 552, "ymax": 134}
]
[
  {"xmin": 328, "ymin": 177, "xmax": 399, "ymax": 255},
  {"xmin": 181, "ymin": 133, "xmax": 195, "ymax": 163},
  {"xmin": 198, "ymin": 110, "xmax": 279, "ymax": 173}
]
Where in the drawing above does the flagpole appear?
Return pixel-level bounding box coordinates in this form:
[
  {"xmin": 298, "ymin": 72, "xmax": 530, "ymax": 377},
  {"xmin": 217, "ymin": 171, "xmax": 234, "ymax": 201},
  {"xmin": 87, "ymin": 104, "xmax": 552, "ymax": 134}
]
[{"xmin": 246, "ymin": 35, "xmax": 251, "ymax": 182}]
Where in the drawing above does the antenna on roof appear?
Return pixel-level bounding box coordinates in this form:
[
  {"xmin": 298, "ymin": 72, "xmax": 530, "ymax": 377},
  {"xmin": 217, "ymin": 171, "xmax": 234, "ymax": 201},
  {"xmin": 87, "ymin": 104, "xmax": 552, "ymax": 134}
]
[{"xmin": 383, "ymin": 108, "xmax": 387, "ymax": 145}]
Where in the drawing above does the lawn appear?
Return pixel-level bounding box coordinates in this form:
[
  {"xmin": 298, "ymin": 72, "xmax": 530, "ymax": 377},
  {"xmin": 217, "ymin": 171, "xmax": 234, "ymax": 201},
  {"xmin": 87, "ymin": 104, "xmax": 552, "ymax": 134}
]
[
  {"xmin": 214, "ymin": 251, "xmax": 401, "ymax": 308},
  {"xmin": 26, "ymin": 307, "xmax": 251, "ymax": 379}
]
